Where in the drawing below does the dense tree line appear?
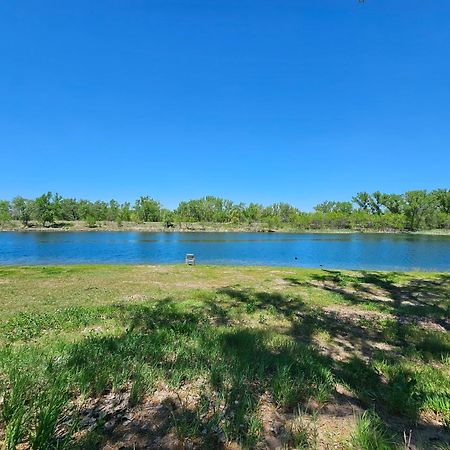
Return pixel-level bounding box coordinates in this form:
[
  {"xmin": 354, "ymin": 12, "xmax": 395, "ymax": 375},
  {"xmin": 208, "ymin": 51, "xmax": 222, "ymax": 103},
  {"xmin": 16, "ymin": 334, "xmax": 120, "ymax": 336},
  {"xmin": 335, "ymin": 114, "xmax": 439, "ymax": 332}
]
[{"xmin": 0, "ymin": 190, "xmax": 449, "ymax": 231}]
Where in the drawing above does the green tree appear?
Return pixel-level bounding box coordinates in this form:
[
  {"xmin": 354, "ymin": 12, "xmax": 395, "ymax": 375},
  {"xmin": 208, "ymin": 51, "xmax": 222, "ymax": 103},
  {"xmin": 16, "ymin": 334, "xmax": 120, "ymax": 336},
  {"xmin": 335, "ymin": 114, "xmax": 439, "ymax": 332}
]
[
  {"xmin": 403, "ymin": 190, "xmax": 433, "ymax": 231},
  {"xmin": 333, "ymin": 202, "xmax": 353, "ymax": 215},
  {"xmin": 431, "ymin": 189, "xmax": 450, "ymax": 214},
  {"xmin": 352, "ymin": 192, "xmax": 371, "ymax": 211},
  {"xmin": 175, "ymin": 197, "xmax": 226, "ymax": 222},
  {"xmin": 161, "ymin": 209, "xmax": 175, "ymax": 227},
  {"xmin": 0, "ymin": 200, "xmax": 11, "ymax": 223},
  {"xmin": 34, "ymin": 192, "xmax": 54, "ymax": 226},
  {"xmin": 176, "ymin": 200, "xmax": 199, "ymax": 222},
  {"xmin": 244, "ymin": 203, "xmax": 263, "ymax": 223},
  {"xmin": 107, "ymin": 199, "xmax": 120, "ymax": 221},
  {"xmin": 269, "ymin": 203, "xmax": 299, "ymax": 223},
  {"xmin": 52, "ymin": 193, "xmax": 64, "ymax": 221},
  {"xmin": 91, "ymin": 201, "xmax": 108, "ymax": 221},
  {"xmin": 134, "ymin": 196, "xmax": 161, "ymax": 222},
  {"xmin": 3, "ymin": 189, "xmax": 449, "ymax": 232},
  {"xmin": 314, "ymin": 201, "xmax": 335, "ymax": 213},
  {"xmin": 229, "ymin": 204, "xmax": 246, "ymax": 224},
  {"xmin": 59, "ymin": 198, "xmax": 80, "ymax": 221},
  {"xmin": 11, "ymin": 197, "xmax": 33, "ymax": 225},
  {"xmin": 120, "ymin": 202, "xmax": 132, "ymax": 222},
  {"xmin": 314, "ymin": 201, "xmax": 352, "ymax": 215},
  {"xmin": 77, "ymin": 199, "xmax": 94, "ymax": 220},
  {"xmin": 368, "ymin": 191, "xmax": 383, "ymax": 215},
  {"xmin": 380, "ymin": 193, "xmax": 404, "ymax": 214}
]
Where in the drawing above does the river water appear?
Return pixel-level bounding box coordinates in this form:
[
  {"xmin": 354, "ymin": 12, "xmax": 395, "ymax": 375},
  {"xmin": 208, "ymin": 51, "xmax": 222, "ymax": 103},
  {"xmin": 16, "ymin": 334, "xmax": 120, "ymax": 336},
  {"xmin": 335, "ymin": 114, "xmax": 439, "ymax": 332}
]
[{"xmin": 0, "ymin": 231, "xmax": 449, "ymax": 271}]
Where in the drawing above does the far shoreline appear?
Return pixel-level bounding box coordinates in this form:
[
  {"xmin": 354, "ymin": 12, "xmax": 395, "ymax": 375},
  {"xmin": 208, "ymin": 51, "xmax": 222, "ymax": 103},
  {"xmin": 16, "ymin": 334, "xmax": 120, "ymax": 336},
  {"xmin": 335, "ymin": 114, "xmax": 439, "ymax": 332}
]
[{"xmin": 1, "ymin": 220, "xmax": 449, "ymax": 236}]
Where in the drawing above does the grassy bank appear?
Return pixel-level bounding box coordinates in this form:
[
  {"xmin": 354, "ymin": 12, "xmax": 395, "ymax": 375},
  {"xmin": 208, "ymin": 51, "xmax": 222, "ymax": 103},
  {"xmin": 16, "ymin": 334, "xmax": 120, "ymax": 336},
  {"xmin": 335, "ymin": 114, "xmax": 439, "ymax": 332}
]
[
  {"xmin": 0, "ymin": 265, "xmax": 449, "ymax": 449},
  {"xmin": 1, "ymin": 220, "xmax": 450, "ymax": 235}
]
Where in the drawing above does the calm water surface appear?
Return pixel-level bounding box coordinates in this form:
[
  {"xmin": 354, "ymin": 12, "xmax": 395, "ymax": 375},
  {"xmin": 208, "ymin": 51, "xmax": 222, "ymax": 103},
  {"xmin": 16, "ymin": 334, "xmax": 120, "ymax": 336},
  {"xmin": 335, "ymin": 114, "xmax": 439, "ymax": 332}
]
[{"xmin": 0, "ymin": 232, "xmax": 449, "ymax": 271}]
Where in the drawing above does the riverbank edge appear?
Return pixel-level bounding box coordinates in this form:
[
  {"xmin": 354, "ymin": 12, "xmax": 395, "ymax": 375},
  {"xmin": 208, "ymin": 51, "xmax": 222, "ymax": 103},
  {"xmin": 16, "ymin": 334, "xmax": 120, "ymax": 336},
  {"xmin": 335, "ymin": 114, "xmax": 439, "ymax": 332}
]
[
  {"xmin": 0, "ymin": 264, "xmax": 445, "ymax": 277},
  {"xmin": 1, "ymin": 220, "xmax": 449, "ymax": 236}
]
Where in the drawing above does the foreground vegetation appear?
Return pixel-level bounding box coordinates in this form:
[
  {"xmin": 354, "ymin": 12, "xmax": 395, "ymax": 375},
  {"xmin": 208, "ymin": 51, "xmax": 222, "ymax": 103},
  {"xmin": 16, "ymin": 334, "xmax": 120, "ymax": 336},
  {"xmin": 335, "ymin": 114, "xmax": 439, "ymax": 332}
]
[
  {"xmin": 1, "ymin": 189, "xmax": 449, "ymax": 232},
  {"xmin": 0, "ymin": 265, "xmax": 449, "ymax": 449}
]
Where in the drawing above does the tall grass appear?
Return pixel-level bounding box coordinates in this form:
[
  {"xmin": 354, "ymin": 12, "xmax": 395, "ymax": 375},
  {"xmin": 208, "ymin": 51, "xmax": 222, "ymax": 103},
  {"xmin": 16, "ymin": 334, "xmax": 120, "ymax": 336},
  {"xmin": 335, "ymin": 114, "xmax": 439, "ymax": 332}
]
[
  {"xmin": 350, "ymin": 411, "xmax": 395, "ymax": 450},
  {"xmin": 30, "ymin": 378, "xmax": 69, "ymax": 450}
]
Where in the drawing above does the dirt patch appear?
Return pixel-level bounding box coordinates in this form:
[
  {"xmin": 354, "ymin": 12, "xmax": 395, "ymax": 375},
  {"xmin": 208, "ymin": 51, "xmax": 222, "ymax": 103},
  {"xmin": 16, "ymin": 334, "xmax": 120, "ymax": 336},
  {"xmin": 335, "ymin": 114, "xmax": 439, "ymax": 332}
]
[
  {"xmin": 397, "ymin": 316, "xmax": 450, "ymax": 333},
  {"xmin": 73, "ymin": 387, "xmax": 180, "ymax": 449},
  {"xmin": 323, "ymin": 304, "xmax": 389, "ymax": 320},
  {"xmin": 323, "ymin": 304, "xmax": 448, "ymax": 334},
  {"xmin": 273, "ymin": 278, "xmax": 290, "ymax": 287},
  {"xmin": 383, "ymin": 413, "xmax": 450, "ymax": 450},
  {"xmin": 315, "ymin": 414, "xmax": 356, "ymax": 449},
  {"xmin": 259, "ymin": 391, "xmax": 285, "ymax": 449},
  {"xmin": 121, "ymin": 294, "xmax": 147, "ymax": 302}
]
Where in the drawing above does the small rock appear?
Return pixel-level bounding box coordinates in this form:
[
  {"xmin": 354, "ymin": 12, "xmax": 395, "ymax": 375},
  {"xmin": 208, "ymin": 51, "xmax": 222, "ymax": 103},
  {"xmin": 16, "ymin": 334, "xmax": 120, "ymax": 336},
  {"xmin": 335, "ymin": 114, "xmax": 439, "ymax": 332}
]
[
  {"xmin": 80, "ymin": 416, "xmax": 96, "ymax": 427},
  {"xmin": 104, "ymin": 419, "xmax": 116, "ymax": 431}
]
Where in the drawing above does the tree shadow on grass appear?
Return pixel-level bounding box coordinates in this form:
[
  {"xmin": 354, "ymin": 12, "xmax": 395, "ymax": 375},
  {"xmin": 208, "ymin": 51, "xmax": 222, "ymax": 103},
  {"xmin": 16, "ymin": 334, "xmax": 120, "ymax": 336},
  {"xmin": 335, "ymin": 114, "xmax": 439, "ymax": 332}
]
[
  {"xmin": 212, "ymin": 286, "xmax": 450, "ymax": 447},
  {"xmin": 16, "ymin": 282, "xmax": 448, "ymax": 449},
  {"xmin": 304, "ymin": 270, "xmax": 450, "ymax": 324},
  {"xmin": 216, "ymin": 284, "xmax": 449, "ymax": 361},
  {"xmin": 216, "ymin": 287, "xmax": 306, "ymax": 319},
  {"xmin": 62, "ymin": 298, "xmax": 336, "ymax": 448},
  {"xmin": 301, "ymin": 270, "xmax": 450, "ymax": 365}
]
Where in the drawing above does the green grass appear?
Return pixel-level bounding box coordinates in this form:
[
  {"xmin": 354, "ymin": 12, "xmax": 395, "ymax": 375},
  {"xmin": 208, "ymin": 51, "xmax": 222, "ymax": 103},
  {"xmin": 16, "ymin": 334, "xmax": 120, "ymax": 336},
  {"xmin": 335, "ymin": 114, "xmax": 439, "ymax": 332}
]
[
  {"xmin": 0, "ymin": 265, "xmax": 449, "ymax": 449},
  {"xmin": 350, "ymin": 410, "xmax": 395, "ymax": 450}
]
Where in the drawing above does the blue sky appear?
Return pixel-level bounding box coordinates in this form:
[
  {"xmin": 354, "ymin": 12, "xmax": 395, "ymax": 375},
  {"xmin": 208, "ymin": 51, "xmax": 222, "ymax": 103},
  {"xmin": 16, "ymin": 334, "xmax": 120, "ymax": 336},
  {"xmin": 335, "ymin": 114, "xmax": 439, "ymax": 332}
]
[{"xmin": 0, "ymin": 0, "xmax": 449, "ymax": 211}]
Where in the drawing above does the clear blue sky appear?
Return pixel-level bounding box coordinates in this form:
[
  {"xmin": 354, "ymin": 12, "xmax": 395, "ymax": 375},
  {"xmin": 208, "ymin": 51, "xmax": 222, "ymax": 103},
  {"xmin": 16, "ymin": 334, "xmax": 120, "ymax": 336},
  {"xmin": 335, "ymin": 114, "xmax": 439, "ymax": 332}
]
[{"xmin": 1, "ymin": 1, "xmax": 449, "ymax": 210}]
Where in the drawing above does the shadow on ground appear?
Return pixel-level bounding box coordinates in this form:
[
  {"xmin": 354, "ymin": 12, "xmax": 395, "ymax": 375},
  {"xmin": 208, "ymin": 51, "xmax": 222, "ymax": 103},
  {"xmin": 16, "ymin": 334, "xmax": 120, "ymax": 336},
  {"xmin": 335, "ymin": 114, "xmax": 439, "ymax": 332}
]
[
  {"xmin": 3, "ymin": 271, "xmax": 449, "ymax": 449},
  {"xmin": 64, "ymin": 276, "xmax": 450, "ymax": 449}
]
